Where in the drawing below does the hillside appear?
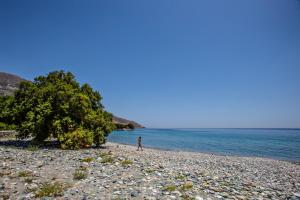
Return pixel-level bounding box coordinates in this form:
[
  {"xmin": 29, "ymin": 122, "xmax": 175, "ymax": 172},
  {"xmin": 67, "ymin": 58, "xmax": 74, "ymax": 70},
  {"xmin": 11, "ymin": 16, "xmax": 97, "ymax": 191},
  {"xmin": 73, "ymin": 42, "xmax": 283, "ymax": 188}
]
[
  {"xmin": 0, "ymin": 72, "xmax": 26, "ymax": 96},
  {"xmin": 113, "ymin": 115, "xmax": 144, "ymax": 129},
  {"xmin": 0, "ymin": 72, "xmax": 144, "ymax": 129}
]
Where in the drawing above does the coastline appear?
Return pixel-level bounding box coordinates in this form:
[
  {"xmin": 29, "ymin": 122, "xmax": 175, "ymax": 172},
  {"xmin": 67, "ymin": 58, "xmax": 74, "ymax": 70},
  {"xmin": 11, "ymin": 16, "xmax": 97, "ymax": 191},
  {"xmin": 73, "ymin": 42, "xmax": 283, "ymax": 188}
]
[
  {"xmin": 108, "ymin": 128, "xmax": 300, "ymax": 163},
  {"xmin": 1, "ymin": 141, "xmax": 300, "ymax": 199},
  {"xmin": 109, "ymin": 141, "xmax": 300, "ymax": 165}
]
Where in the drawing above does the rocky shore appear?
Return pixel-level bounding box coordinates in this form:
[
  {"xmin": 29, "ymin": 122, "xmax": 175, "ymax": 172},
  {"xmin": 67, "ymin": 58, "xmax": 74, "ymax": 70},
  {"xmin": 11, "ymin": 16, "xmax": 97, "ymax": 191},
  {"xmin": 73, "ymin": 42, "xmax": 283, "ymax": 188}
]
[{"xmin": 0, "ymin": 139, "xmax": 300, "ymax": 200}]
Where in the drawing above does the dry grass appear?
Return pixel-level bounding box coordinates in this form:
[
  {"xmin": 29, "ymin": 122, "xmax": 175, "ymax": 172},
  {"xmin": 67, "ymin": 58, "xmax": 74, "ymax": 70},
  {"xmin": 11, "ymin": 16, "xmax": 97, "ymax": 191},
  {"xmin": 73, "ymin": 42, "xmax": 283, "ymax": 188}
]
[{"xmin": 35, "ymin": 182, "xmax": 70, "ymax": 198}]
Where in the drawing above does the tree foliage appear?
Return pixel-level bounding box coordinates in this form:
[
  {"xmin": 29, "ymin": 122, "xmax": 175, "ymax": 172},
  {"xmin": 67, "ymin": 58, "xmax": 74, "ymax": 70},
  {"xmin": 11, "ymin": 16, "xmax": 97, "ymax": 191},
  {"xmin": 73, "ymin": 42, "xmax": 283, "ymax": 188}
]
[
  {"xmin": 1, "ymin": 70, "xmax": 115, "ymax": 148},
  {"xmin": 0, "ymin": 95, "xmax": 15, "ymax": 130},
  {"xmin": 114, "ymin": 123, "xmax": 135, "ymax": 130}
]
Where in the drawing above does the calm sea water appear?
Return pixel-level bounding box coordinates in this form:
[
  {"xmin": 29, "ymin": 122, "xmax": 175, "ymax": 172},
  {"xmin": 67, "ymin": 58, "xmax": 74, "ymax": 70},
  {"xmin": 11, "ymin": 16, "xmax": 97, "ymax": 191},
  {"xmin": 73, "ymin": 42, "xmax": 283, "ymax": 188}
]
[{"xmin": 108, "ymin": 128, "xmax": 300, "ymax": 162}]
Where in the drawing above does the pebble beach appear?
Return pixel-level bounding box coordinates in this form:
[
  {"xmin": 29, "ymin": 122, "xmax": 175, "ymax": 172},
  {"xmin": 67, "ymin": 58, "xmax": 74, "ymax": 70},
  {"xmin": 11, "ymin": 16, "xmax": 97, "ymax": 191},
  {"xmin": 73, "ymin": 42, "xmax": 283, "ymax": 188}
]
[{"xmin": 1, "ymin": 140, "xmax": 300, "ymax": 200}]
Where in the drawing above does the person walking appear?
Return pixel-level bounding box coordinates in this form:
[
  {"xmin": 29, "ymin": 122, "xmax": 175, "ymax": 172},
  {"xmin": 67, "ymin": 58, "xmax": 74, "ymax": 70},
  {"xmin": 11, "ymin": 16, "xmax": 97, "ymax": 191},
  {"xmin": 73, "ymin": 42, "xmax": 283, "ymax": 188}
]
[{"xmin": 137, "ymin": 136, "xmax": 143, "ymax": 151}]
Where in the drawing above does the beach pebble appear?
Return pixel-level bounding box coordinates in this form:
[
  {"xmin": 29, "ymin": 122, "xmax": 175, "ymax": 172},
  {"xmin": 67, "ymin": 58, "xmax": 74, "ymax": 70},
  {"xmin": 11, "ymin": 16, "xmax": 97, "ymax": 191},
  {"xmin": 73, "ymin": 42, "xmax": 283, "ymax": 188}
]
[{"xmin": 0, "ymin": 141, "xmax": 299, "ymax": 199}]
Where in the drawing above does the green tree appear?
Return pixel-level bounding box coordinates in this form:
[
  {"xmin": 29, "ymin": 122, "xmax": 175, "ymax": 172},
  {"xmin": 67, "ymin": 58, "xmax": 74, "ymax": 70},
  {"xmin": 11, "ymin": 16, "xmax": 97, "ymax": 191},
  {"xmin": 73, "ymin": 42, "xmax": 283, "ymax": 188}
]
[
  {"xmin": 11, "ymin": 70, "xmax": 114, "ymax": 148},
  {"xmin": 0, "ymin": 95, "xmax": 16, "ymax": 130},
  {"xmin": 127, "ymin": 123, "xmax": 135, "ymax": 129}
]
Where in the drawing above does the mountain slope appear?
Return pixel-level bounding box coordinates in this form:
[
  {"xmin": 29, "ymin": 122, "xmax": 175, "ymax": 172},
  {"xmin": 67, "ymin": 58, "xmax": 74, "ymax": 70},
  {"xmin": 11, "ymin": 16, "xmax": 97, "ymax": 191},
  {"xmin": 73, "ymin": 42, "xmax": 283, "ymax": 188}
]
[
  {"xmin": 112, "ymin": 115, "xmax": 144, "ymax": 128},
  {"xmin": 0, "ymin": 72, "xmax": 26, "ymax": 96}
]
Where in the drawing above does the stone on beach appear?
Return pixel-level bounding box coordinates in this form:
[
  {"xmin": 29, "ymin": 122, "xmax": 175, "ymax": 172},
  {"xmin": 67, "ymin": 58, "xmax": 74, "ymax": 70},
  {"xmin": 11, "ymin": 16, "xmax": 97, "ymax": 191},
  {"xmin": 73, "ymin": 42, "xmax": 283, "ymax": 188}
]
[{"xmin": 0, "ymin": 141, "xmax": 299, "ymax": 199}]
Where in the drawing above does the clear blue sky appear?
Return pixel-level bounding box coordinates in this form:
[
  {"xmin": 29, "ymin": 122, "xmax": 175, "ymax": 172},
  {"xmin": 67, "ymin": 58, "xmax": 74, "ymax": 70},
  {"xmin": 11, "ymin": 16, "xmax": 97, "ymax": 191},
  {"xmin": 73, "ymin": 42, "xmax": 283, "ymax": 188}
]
[{"xmin": 1, "ymin": 0, "xmax": 300, "ymax": 128}]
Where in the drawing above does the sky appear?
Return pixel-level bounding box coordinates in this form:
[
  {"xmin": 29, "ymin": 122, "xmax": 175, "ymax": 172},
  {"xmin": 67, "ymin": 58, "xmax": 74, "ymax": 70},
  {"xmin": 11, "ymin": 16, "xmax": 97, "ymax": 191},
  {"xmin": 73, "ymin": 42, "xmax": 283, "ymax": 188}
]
[{"xmin": 0, "ymin": 0, "xmax": 300, "ymax": 128}]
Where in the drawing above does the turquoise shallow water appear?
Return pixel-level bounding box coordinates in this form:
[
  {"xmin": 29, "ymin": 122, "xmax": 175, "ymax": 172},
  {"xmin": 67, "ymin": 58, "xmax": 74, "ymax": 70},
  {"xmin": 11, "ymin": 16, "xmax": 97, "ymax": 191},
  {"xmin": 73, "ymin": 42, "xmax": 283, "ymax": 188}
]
[{"xmin": 108, "ymin": 128, "xmax": 300, "ymax": 162}]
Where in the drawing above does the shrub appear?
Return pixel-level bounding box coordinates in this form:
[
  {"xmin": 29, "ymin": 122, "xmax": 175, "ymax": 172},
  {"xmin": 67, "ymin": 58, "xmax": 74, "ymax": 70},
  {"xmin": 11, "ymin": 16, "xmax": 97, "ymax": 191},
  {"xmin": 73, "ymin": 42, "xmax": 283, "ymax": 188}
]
[
  {"xmin": 98, "ymin": 151, "xmax": 112, "ymax": 157},
  {"xmin": 73, "ymin": 170, "xmax": 87, "ymax": 180},
  {"xmin": 121, "ymin": 159, "xmax": 133, "ymax": 166},
  {"xmin": 35, "ymin": 182, "xmax": 69, "ymax": 198},
  {"xmin": 175, "ymin": 174, "xmax": 185, "ymax": 180},
  {"xmin": 78, "ymin": 166, "xmax": 88, "ymax": 171},
  {"xmin": 99, "ymin": 151, "xmax": 114, "ymax": 163},
  {"xmin": 81, "ymin": 157, "xmax": 94, "ymax": 162},
  {"xmin": 18, "ymin": 170, "xmax": 33, "ymax": 177},
  {"xmin": 163, "ymin": 185, "xmax": 176, "ymax": 192},
  {"xmin": 181, "ymin": 183, "xmax": 193, "ymax": 190},
  {"xmin": 58, "ymin": 128, "xmax": 93, "ymax": 149},
  {"xmin": 100, "ymin": 155, "xmax": 114, "ymax": 163}
]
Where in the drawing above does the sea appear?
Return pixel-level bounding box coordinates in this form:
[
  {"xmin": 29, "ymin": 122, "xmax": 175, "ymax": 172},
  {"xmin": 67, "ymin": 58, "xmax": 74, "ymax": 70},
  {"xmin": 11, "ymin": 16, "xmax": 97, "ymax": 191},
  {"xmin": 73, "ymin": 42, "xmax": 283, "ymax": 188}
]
[{"xmin": 107, "ymin": 128, "xmax": 300, "ymax": 162}]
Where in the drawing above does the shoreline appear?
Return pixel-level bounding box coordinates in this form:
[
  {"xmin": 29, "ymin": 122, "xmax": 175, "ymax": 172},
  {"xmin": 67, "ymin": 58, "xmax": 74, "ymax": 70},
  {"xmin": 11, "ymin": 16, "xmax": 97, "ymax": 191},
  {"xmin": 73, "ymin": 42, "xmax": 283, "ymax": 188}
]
[
  {"xmin": 108, "ymin": 141, "xmax": 300, "ymax": 165},
  {"xmin": 1, "ymin": 140, "xmax": 300, "ymax": 199}
]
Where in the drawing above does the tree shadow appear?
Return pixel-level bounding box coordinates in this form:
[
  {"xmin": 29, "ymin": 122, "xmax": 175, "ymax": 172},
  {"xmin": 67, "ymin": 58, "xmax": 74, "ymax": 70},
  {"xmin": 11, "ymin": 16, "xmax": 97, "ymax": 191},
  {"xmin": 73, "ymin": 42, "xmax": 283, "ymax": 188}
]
[
  {"xmin": 0, "ymin": 138, "xmax": 108, "ymax": 150},
  {"xmin": 0, "ymin": 139, "xmax": 59, "ymax": 149}
]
